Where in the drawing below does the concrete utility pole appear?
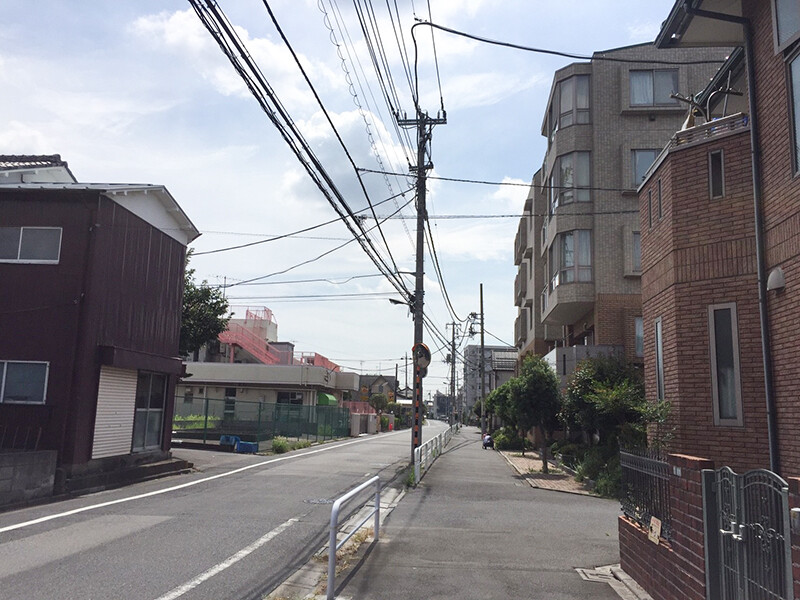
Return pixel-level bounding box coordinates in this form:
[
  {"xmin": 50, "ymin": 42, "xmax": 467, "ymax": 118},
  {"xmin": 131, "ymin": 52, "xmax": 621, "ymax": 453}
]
[
  {"xmin": 449, "ymin": 322, "xmax": 457, "ymax": 426},
  {"xmin": 480, "ymin": 283, "xmax": 486, "ymax": 437},
  {"xmin": 398, "ymin": 109, "xmax": 446, "ymax": 462}
]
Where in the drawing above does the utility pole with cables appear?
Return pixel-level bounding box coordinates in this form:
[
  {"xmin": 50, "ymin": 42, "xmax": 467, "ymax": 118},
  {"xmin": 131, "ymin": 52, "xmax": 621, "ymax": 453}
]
[
  {"xmin": 448, "ymin": 321, "xmax": 458, "ymax": 426},
  {"xmin": 398, "ymin": 109, "xmax": 446, "ymax": 462},
  {"xmin": 480, "ymin": 283, "xmax": 486, "ymax": 437}
]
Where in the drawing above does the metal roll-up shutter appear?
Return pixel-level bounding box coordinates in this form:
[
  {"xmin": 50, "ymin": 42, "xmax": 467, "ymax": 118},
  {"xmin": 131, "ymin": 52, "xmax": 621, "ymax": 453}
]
[{"xmin": 92, "ymin": 366, "xmax": 137, "ymax": 459}]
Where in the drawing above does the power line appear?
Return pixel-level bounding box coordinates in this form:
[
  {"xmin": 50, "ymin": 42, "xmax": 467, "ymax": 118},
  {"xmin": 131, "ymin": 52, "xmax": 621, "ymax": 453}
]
[
  {"xmin": 189, "ymin": 0, "xmax": 412, "ymax": 301},
  {"xmin": 193, "ymin": 187, "xmax": 412, "ymax": 256},
  {"xmin": 260, "ymin": 0, "xmax": 406, "ymax": 283},
  {"xmin": 213, "ymin": 273, "xmax": 385, "ymax": 288},
  {"xmin": 415, "ymin": 20, "xmax": 728, "ymax": 66},
  {"xmin": 223, "ymin": 195, "xmax": 414, "ymax": 288},
  {"xmin": 225, "ymin": 291, "xmax": 397, "ymax": 300},
  {"xmin": 358, "ymin": 166, "xmax": 655, "ymax": 193}
]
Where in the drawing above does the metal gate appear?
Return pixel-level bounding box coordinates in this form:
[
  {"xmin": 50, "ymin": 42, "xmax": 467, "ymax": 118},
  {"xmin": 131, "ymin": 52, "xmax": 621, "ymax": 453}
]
[{"xmin": 702, "ymin": 467, "xmax": 793, "ymax": 600}]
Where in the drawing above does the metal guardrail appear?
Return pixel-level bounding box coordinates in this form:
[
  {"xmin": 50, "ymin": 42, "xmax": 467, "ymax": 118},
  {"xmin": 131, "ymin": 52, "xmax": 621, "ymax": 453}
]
[
  {"xmin": 327, "ymin": 475, "xmax": 381, "ymax": 600},
  {"xmin": 413, "ymin": 424, "xmax": 459, "ymax": 484}
]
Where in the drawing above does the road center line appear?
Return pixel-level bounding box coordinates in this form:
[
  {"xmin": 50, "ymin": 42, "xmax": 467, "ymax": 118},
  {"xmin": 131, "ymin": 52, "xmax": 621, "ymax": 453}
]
[
  {"xmin": 0, "ymin": 430, "xmax": 408, "ymax": 535},
  {"xmin": 153, "ymin": 517, "xmax": 298, "ymax": 600}
]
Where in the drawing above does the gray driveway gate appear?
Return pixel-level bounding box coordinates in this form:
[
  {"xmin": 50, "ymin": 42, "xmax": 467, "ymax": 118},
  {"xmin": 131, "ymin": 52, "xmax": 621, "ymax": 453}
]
[{"xmin": 702, "ymin": 467, "xmax": 793, "ymax": 600}]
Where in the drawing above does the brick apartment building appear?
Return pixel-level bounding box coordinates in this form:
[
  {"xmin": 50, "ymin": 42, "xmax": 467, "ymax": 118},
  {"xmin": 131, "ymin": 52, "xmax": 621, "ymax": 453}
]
[
  {"xmin": 617, "ymin": 2, "xmax": 800, "ymax": 599},
  {"xmin": 514, "ymin": 43, "xmax": 727, "ymax": 381}
]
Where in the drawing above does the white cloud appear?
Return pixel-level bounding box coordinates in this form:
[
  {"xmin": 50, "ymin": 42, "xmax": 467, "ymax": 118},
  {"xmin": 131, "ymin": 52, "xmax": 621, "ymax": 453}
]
[
  {"xmin": 627, "ymin": 21, "xmax": 661, "ymax": 43},
  {"xmin": 433, "ymin": 72, "xmax": 548, "ymax": 111}
]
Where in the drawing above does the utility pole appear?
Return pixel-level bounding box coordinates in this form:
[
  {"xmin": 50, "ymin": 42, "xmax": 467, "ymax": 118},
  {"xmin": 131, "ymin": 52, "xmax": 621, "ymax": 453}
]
[
  {"xmin": 398, "ymin": 108, "xmax": 446, "ymax": 462},
  {"xmin": 480, "ymin": 283, "xmax": 486, "ymax": 437},
  {"xmin": 449, "ymin": 322, "xmax": 457, "ymax": 426}
]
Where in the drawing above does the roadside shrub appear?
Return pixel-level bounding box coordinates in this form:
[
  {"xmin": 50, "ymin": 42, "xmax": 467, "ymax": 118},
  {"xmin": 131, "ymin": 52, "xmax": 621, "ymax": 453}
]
[
  {"xmin": 492, "ymin": 427, "xmax": 530, "ymax": 451},
  {"xmin": 575, "ymin": 446, "xmax": 605, "ymax": 482},
  {"xmin": 380, "ymin": 415, "xmax": 389, "ymax": 431},
  {"xmin": 291, "ymin": 439, "xmax": 311, "ymax": 450},
  {"xmin": 594, "ymin": 453, "xmax": 622, "ymax": 498},
  {"xmin": 272, "ymin": 436, "xmax": 290, "ymax": 454},
  {"xmin": 552, "ymin": 442, "xmax": 586, "ymax": 470}
]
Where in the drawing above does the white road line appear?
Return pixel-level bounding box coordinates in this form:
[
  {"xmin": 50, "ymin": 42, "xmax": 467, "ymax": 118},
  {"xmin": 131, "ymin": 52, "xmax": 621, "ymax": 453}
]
[
  {"xmin": 0, "ymin": 430, "xmax": 407, "ymax": 535},
  {"xmin": 153, "ymin": 517, "xmax": 298, "ymax": 600}
]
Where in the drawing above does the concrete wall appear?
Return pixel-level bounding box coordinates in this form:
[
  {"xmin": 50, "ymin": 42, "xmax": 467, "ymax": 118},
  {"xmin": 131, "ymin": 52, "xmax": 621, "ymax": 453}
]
[{"xmin": 0, "ymin": 450, "xmax": 57, "ymax": 507}]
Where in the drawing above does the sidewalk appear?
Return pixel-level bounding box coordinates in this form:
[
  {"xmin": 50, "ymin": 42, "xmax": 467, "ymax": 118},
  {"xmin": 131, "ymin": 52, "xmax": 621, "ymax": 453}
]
[{"xmin": 327, "ymin": 425, "xmax": 641, "ymax": 600}]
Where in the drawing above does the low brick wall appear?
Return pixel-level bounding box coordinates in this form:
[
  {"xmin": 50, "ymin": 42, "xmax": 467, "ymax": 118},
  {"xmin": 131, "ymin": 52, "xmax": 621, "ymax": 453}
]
[
  {"xmin": 0, "ymin": 450, "xmax": 57, "ymax": 507},
  {"xmin": 619, "ymin": 453, "xmax": 714, "ymax": 600}
]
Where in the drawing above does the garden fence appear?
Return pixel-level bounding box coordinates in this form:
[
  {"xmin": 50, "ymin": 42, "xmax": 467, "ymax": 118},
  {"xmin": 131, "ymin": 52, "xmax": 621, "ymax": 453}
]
[{"xmin": 172, "ymin": 396, "xmax": 350, "ymax": 446}]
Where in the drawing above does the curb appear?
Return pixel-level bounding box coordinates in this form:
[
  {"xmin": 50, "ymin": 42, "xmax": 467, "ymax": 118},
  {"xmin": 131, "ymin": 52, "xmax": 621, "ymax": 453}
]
[{"xmin": 498, "ymin": 451, "xmax": 593, "ymax": 496}]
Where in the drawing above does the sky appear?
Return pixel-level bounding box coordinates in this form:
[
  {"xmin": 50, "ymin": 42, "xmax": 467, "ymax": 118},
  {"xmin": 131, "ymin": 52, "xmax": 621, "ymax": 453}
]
[{"xmin": 0, "ymin": 0, "xmax": 679, "ymax": 397}]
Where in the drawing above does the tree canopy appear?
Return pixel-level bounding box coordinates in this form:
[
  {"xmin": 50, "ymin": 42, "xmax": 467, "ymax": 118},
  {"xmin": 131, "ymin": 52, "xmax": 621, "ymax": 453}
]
[
  {"xmin": 368, "ymin": 392, "xmax": 389, "ymax": 415},
  {"xmin": 514, "ymin": 354, "xmax": 561, "ymax": 468},
  {"xmin": 180, "ymin": 255, "xmax": 231, "ymax": 358}
]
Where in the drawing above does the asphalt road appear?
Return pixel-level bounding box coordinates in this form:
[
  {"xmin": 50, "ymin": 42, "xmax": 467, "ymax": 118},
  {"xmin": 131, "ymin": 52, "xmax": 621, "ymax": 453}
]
[{"xmin": 0, "ymin": 423, "xmax": 448, "ymax": 600}]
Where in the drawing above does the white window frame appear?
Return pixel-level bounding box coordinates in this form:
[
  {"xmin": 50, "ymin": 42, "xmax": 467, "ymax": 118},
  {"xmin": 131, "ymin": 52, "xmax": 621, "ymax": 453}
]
[
  {"xmin": 709, "ymin": 149, "xmax": 725, "ymax": 199},
  {"xmin": 708, "ymin": 303, "xmax": 744, "ymax": 427},
  {"xmin": 654, "ymin": 318, "xmax": 665, "ymax": 400},
  {"xmin": 0, "ymin": 226, "xmax": 62, "ymax": 264},
  {"xmin": 0, "ymin": 361, "xmax": 49, "ymax": 404}
]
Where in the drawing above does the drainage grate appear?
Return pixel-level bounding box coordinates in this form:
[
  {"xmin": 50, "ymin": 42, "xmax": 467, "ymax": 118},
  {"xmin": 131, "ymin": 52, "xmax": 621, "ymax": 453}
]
[{"xmin": 304, "ymin": 498, "xmax": 334, "ymax": 505}]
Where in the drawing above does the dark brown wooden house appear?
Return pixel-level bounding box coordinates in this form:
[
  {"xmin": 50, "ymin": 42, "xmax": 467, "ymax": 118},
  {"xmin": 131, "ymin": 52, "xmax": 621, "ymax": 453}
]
[{"xmin": 0, "ymin": 156, "xmax": 198, "ymax": 494}]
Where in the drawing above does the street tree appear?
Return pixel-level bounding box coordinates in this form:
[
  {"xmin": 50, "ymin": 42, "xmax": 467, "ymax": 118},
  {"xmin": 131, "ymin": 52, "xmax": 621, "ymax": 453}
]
[
  {"xmin": 514, "ymin": 354, "xmax": 561, "ymax": 471},
  {"xmin": 180, "ymin": 254, "xmax": 231, "ymax": 359},
  {"xmin": 368, "ymin": 392, "xmax": 389, "ymax": 415}
]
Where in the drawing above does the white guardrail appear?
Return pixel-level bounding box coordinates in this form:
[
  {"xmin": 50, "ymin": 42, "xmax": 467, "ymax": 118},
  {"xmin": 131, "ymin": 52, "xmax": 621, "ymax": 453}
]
[
  {"xmin": 327, "ymin": 475, "xmax": 381, "ymax": 600},
  {"xmin": 413, "ymin": 423, "xmax": 459, "ymax": 484}
]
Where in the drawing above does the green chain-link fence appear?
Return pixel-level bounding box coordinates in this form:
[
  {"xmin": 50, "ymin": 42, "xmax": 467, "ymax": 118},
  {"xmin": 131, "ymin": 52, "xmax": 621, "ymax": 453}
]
[{"xmin": 172, "ymin": 396, "xmax": 351, "ymax": 447}]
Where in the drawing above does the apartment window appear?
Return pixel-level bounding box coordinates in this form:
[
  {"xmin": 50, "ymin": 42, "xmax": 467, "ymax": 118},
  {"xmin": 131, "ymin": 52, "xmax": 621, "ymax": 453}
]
[
  {"xmin": 559, "ymin": 75, "xmax": 590, "ymax": 128},
  {"xmin": 790, "ymin": 53, "xmax": 800, "ymax": 172},
  {"xmin": 709, "ymin": 303, "xmax": 743, "ymax": 426},
  {"xmin": 0, "ymin": 361, "xmax": 48, "ymax": 404},
  {"xmin": 633, "ymin": 149, "xmax": 659, "ymax": 186},
  {"xmin": 630, "ymin": 70, "xmax": 678, "ymax": 106},
  {"xmin": 773, "ymin": 0, "xmax": 800, "ymax": 51},
  {"xmin": 559, "ymin": 230, "xmax": 592, "ymax": 284},
  {"xmin": 647, "ymin": 189, "xmax": 653, "ymax": 228},
  {"xmin": 548, "ymin": 75, "xmax": 590, "ymax": 141},
  {"xmin": 709, "ymin": 150, "xmax": 725, "ymax": 198},
  {"xmin": 633, "ymin": 232, "xmax": 642, "ymax": 272},
  {"xmin": 183, "ymin": 389, "xmax": 194, "ymax": 404},
  {"xmin": 654, "ymin": 318, "xmax": 665, "ymax": 400},
  {"xmin": 132, "ymin": 371, "xmax": 166, "ymax": 451},
  {"xmin": 223, "ymin": 387, "xmax": 236, "ymax": 418},
  {"xmin": 550, "ymin": 151, "xmax": 590, "ymax": 212},
  {"xmin": 634, "ymin": 317, "xmax": 644, "ymax": 358},
  {"xmin": 657, "ymin": 179, "xmax": 663, "ymax": 219},
  {"xmin": 0, "ymin": 227, "xmax": 62, "ymax": 263},
  {"xmin": 277, "ymin": 391, "xmax": 304, "ymax": 405}
]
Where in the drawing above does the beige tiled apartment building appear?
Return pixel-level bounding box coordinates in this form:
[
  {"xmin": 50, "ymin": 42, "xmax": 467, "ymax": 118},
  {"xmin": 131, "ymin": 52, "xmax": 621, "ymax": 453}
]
[{"xmin": 514, "ymin": 42, "xmax": 728, "ymax": 380}]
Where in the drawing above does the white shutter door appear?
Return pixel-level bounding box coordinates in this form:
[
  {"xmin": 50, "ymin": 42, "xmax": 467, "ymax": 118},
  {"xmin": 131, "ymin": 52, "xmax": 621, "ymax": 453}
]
[{"xmin": 92, "ymin": 366, "xmax": 137, "ymax": 459}]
